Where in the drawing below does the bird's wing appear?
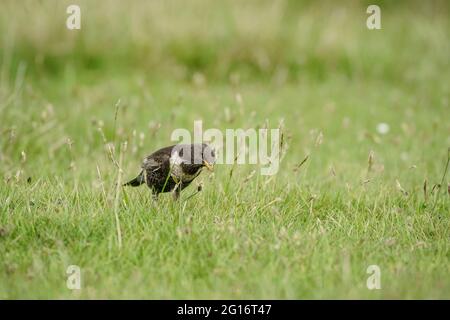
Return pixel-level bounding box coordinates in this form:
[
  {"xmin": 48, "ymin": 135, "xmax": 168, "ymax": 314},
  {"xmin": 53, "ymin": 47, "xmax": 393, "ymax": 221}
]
[
  {"xmin": 142, "ymin": 153, "xmax": 171, "ymax": 172},
  {"xmin": 142, "ymin": 158, "xmax": 161, "ymax": 172}
]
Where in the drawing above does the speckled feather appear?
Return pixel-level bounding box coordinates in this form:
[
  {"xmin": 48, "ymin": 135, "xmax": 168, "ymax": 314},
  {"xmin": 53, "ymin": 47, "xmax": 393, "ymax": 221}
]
[{"xmin": 124, "ymin": 144, "xmax": 214, "ymax": 199}]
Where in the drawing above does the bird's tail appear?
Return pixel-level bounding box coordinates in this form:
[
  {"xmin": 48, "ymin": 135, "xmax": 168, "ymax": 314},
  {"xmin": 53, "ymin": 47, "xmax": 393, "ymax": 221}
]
[{"xmin": 123, "ymin": 171, "xmax": 145, "ymax": 187}]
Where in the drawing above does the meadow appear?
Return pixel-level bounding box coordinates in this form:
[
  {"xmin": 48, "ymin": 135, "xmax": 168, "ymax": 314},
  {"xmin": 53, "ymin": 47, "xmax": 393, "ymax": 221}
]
[{"xmin": 0, "ymin": 0, "xmax": 449, "ymax": 299}]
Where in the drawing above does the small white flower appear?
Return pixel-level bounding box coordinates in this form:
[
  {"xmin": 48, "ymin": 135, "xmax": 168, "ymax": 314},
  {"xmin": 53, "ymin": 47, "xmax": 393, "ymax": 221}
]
[{"xmin": 376, "ymin": 123, "xmax": 390, "ymax": 135}]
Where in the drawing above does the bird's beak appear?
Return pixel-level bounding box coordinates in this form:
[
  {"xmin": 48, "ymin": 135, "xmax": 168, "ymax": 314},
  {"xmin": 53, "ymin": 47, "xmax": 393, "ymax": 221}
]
[{"xmin": 203, "ymin": 160, "xmax": 214, "ymax": 171}]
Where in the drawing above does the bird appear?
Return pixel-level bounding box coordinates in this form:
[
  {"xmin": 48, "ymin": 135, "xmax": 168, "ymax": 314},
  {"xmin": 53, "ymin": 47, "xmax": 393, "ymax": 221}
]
[{"xmin": 123, "ymin": 143, "xmax": 215, "ymax": 200}]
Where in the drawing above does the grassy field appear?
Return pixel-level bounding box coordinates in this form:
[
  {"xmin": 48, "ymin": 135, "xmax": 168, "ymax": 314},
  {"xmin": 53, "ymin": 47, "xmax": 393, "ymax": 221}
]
[{"xmin": 0, "ymin": 0, "xmax": 449, "ymax": 299}]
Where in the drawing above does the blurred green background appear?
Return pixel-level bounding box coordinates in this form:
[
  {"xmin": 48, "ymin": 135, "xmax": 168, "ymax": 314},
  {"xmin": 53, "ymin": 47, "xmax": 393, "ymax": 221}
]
[
  {"xmin": 1, "ymin": 0, "xmax": 448, "ymax": 82},
  {"xmin": 1, "ymin": 0, "xmax": 448, "ymax": 178}
]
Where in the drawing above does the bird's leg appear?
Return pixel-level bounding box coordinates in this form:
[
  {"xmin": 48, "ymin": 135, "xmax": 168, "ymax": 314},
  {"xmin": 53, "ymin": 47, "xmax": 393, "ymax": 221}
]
[
  {"xmin": 172, "ymin": 183, "xmax": 181, "ymax": 201},
  {"xmin": 150, "ymin": 187, "xmax": 159, "ymax": 202}
]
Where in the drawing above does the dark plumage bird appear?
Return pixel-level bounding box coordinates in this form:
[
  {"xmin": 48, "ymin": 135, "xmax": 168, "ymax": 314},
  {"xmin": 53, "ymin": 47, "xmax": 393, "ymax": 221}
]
[{"xmin": 124, "ymin": 143, "xmax": 215, "ymax": 200}]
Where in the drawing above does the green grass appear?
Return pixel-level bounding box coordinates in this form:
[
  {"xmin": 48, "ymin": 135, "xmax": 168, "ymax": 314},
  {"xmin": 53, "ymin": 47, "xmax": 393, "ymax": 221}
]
[{"xmin": 0, "ymin": 0, "xmax": 449, "ymax": 299}]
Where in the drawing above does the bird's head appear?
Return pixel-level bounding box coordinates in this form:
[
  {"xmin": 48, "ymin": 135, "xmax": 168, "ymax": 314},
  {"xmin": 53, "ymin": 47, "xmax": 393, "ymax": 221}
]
[{"xmin": 171, "ymin": 143, "xmax": 216, "ymax": 171}]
